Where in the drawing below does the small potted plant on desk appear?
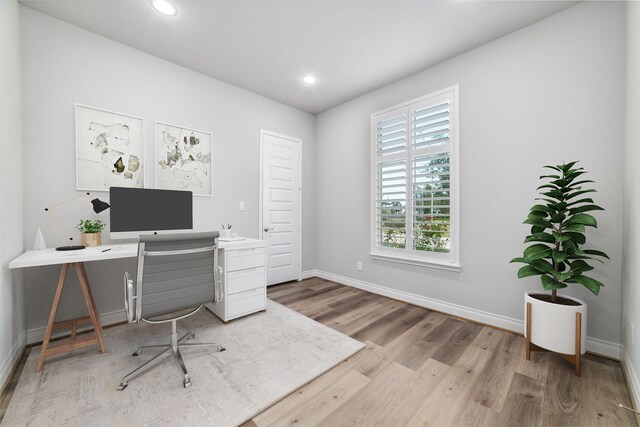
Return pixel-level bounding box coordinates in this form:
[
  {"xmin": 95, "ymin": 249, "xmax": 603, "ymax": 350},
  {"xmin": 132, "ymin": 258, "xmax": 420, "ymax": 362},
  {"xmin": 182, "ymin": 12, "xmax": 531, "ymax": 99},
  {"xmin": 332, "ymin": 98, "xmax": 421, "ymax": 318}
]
[
  {"xmin": 77, "ymin": 219, "xmax": 106, "ymax": 247},
  {"xmin": 511, "ymin": 161, "xmax": 609, "ymax": 376}
]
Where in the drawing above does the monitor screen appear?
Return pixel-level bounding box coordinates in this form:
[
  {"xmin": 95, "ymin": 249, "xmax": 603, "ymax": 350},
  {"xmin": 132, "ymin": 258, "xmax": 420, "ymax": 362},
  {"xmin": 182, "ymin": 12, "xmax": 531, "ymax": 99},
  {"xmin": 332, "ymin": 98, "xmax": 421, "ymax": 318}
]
[{"xmin": 109, "ymin": 187, "xmax": 193, "ymax": 238}]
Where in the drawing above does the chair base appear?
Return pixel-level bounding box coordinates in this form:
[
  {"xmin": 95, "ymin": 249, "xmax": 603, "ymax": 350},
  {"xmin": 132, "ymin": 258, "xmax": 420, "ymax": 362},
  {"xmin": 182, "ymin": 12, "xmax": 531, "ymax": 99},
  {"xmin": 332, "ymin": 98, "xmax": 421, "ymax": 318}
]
[{"xmin": 118, "ymin": 320, "xmax": 224, "ymax": 391}]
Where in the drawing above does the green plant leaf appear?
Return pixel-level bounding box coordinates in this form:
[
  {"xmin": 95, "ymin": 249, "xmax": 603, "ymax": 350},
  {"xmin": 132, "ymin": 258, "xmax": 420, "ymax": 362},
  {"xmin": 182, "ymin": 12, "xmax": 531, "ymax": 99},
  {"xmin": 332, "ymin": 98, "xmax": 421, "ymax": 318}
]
[
  {"xmin": 551, "ymin": 231, "xmax": 572, "ymax": 243},
  {"xmin": 542, "ymin": 190, "xmax": 564, "ymax": 200},
  {"xmin": 583, "ymin": 249, "xmax": 610, "ymax": 259},
  {"xmin": 563, "ymin": 223, "xmax": 586, "ymax": 233},
  {"xmin": 524, "ymin": 244, "xmax": 552, "ymax": 260},
  {"xmin": 510, "ymin": 257, "xmax": 525, "ymax": 264},
  {"xmin": 561, "ymin": 161, "xmax": 580, "ymax": 171},
  {"xmin": 517, "ymin": 266, "xmax": 544, "ymax": 279},
  {"xmin": 570, "ymin": 275, "xmax": 604, "ymax": 296},
  {"xmin": 531, "ymin": 225, "xmax": 546, "ymax": 234},
  {"xmin": 530, "ymin": 204, "xmax": 554, "ymax": 214},
  {"xmin": 543, "ymin": 165, "xmax": 562, "ymax": 172},
  {"xmin": 565, "ymin": 213, "xmax": 597, "ymax": 227},
  {"xmin": 528, "ymin": 259, "xmax": 555, "ymax": 274},
  {"xmin": 541, "ymin": 274, "xmax": 567, "ymax": 290},
  {"xmin": 569, "ymin": 204, "xmax": 604, "ymax": 214},
  {"xmin": 552, "ymin": 249, "xmax": 568, "ymax": 264},
  {"xmin": 566, "ymin": 198, "xmax": 594, "ymax": 207},
  {"xmin": 564, "ymin": 232, "xmax": 586, "ymax": 244},
  {"xmin": 550, "ymin": 213, "xmax": 566, "ymax": 223},
  {"xmin": 565, "ymin": 189, "xmax": 597, "ymax": 200},
  {"xmin": 524, "ymin": 232, "xmax": 554, "ymax": 243},
  {"xmin": 523, "ymin": 217, "xmax": 551, "ymax": 228},
  {"xmin": 537, "ymin": 184, "xmax": 560, "ymax": 191},
  {"xmin": 540, "ymin": 174, "xmax": 560, "ymax": 179}
]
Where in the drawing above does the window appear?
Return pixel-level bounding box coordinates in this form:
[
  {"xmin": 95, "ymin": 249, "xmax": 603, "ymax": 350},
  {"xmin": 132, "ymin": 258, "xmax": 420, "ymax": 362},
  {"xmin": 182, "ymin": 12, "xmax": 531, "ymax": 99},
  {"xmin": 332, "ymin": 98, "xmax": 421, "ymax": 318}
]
[{"xmin": 370, "ymin": 86, "xmax": 460, "ymax": 271}]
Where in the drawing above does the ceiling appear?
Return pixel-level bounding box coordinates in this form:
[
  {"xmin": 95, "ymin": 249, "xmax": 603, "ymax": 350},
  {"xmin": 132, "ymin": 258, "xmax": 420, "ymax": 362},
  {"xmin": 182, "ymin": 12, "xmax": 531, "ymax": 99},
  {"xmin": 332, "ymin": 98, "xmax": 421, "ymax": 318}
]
[{"xmin": 20, "ymin": 0, "xmax": 577, "ymax": 114}]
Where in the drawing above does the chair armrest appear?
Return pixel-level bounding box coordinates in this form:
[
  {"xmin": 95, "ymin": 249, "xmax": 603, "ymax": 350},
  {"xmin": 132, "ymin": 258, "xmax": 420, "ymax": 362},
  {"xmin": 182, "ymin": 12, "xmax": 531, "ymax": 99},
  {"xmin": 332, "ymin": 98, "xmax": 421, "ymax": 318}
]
[{"xmin": 123, "ymin": 271, "xmax": 137, "ymax": 323}]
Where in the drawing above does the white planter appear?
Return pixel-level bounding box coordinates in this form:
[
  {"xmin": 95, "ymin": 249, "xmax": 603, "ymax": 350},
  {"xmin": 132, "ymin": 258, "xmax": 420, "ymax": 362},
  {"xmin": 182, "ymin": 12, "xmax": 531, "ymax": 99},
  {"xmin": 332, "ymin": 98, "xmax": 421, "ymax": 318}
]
[{"xmin": 524, "ymin": 291, "xmax": 587, "ymax": 355}]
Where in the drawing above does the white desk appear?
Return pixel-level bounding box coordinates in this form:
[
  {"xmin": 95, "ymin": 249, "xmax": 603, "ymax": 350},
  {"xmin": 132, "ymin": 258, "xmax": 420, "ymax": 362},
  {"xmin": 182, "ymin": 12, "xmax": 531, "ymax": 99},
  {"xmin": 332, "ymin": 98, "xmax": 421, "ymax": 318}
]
[
  {"xmin": 10, "ymin": 238, "xmax": 265, "ymax": 372},
  {"xmin": 10, "ymin": 243, "xmax": 138, "ymax": 372}
]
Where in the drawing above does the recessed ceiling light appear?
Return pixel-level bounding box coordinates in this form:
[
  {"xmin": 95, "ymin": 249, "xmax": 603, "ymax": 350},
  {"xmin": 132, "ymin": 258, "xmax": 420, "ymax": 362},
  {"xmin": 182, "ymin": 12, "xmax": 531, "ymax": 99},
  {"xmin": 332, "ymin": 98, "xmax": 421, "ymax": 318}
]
[
  {"xmin": 150, "ymin": 0, "xmax": 178, "ymax": 16},
  {"xmin": 302, "ymin": 75, "xmax": 317, "ymax": 85}
]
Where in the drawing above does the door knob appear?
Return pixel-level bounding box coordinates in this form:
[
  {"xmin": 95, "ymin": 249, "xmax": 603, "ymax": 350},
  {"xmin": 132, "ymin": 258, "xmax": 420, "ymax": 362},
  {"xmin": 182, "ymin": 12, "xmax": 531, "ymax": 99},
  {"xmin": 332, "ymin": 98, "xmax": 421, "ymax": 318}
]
[{"xmin": 264, "ymin": 227, "xmax": 274, "ymax": 232}]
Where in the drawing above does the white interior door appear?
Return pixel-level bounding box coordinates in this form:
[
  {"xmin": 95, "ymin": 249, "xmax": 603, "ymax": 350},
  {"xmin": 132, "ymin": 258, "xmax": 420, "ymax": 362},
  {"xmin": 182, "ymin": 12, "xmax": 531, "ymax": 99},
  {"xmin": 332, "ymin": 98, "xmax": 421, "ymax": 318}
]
[{"xmin": 260, "ymin": 130, "xmax": 301, "ymax": 285}]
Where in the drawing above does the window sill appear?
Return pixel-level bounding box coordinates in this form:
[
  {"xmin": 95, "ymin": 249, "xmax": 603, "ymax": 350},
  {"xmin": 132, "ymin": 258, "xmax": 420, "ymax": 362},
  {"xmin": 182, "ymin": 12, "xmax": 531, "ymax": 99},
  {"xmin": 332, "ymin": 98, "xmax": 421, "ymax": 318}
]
[{"xmin": 369, "ymin": 252, "xmax": 462, "ymax": 272}]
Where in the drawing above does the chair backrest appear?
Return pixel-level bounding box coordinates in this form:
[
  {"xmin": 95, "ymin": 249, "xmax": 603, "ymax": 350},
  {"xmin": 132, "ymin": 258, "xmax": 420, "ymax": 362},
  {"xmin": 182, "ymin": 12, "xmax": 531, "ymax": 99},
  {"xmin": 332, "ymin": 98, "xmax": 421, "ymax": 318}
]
[{"xmin": 134, "ymin": 232, "xmax": 220, "ymax": 320}]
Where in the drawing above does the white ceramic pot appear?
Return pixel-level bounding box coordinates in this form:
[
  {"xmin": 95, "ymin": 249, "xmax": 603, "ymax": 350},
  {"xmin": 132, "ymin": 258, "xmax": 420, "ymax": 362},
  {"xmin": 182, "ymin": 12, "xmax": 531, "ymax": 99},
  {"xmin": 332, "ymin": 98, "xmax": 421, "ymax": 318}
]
[{"xmin": 524, "ymin": 291, "xmax": 587, "ymax": 355}]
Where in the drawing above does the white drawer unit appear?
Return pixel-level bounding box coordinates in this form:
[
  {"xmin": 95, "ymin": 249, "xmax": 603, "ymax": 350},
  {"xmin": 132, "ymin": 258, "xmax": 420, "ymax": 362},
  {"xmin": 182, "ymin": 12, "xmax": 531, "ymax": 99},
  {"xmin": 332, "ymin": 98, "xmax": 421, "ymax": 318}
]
[{"xmin": 205, "ymin": 238, "xmax": 267, "ymax": 322}]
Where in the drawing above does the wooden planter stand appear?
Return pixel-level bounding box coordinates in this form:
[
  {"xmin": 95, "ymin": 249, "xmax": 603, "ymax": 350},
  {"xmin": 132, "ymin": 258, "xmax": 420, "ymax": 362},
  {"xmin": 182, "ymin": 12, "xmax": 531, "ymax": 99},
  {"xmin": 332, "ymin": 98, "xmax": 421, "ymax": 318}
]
[{"xmin": 525, "ymin": 302, "xmax": 582, "ymax": 376}]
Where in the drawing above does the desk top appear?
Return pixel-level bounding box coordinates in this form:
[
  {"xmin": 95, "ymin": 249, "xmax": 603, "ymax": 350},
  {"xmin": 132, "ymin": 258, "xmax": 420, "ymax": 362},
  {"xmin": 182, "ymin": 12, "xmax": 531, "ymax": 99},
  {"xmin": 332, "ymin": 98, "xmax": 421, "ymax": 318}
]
[{"xmin": 9, "ymin": 238, "xmax": 265, "ymax": 269}]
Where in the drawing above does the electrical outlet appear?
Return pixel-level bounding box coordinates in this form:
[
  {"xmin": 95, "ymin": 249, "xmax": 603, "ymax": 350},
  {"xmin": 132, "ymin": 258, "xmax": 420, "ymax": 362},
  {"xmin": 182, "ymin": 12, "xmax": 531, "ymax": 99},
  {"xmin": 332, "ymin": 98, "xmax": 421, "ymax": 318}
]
[
  {"xmin": 356, "ymin": 261, "xmax": 362, "ymax": 271},
  {"xmin": 239, "ymin": 201, "xmax": 245, "ymax": 211}
]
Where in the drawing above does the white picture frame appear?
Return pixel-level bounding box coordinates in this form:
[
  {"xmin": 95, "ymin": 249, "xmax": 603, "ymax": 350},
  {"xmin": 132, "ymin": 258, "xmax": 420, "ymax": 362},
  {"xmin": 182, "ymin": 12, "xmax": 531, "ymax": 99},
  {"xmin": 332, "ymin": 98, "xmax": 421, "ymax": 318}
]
[
  {"xmin": 154, "ymin": 121, "xmax": 213, "ymax": 196},
  {"xmin": 75, "ymin": 104, "xmax": 145, "ymax": 191}
]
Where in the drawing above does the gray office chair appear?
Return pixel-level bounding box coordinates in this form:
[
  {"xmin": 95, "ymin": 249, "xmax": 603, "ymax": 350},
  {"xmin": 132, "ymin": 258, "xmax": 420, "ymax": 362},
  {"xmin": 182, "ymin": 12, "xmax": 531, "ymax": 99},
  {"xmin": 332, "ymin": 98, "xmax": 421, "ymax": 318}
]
[{"xmin": 117, "ymin": 232, "xmax": 224, "ymax": 391}]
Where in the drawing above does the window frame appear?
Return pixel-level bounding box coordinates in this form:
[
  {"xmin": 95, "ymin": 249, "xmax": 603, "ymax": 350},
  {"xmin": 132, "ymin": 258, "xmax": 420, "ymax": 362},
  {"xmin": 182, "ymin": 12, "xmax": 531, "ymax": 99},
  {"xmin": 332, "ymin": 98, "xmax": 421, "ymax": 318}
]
[{"xmin": 369, "ymin": 85, "xmax": 460, "ymax": 271}]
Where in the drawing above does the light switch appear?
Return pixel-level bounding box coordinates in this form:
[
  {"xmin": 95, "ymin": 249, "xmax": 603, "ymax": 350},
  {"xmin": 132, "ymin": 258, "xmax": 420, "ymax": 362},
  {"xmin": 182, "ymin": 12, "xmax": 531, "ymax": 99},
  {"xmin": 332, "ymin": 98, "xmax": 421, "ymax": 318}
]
[{"xmin": 239, "ymin": 201, "xmax": 245, "ymax": 211}]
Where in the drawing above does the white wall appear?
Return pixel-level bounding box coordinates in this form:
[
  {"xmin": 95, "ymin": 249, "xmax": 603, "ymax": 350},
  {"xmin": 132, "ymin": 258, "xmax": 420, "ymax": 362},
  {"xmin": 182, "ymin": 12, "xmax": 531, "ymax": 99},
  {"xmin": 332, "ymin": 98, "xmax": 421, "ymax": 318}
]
[
  {"xmin": 314, "ymin": 2, "xmax": 625, "ymax": 355},
  {"xmin": 622, "ymin": 0, "xmax": 640, "ymax": 407},
  {"xmin": 0, "ymin": 0, "xmax": 26, "ymax": 386},
  {"xmin": 20, "ymin": 7, "xmax": 315, "ymax": 339}
]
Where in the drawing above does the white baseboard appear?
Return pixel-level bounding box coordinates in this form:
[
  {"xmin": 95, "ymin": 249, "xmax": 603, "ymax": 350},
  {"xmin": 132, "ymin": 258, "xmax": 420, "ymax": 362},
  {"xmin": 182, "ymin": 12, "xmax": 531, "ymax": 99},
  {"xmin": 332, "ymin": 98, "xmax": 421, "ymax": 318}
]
[
  {"xmin": 301, "ymin": 269, "xmax": 321, "ymax": 280},
  {"xmin": 26, "ymin": 309, "xmax": 127, "ymax": 345},
  {"xmin": 307, "ymin": 270, "xmax": 622, "ymax": 360},
  {"xmin": 623, "ymin": 349, "xmax": 640, "ymax": 409},
  {"xmin": 1, "ymin": 330, "xmax": 26, "ymax": 389}
]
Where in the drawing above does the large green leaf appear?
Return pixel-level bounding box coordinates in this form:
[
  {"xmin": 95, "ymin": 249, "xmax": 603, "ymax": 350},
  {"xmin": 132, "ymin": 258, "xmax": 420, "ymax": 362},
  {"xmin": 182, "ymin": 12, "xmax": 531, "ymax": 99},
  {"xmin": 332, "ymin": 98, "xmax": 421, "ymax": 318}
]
[
  {"xmin": 565, "ymin": 213, "xmax": 597, "ymax": 227},
  {"xmin": 537, "ymin": 184, "xmax": 560, "ymax": 191},
  {"xmin": 523, "ymin": 217, "xmax": 552, "ymax": 228},
  {"xmin": 540, "ymin": 174, "xmax": 560, "ymax": 179},
  {"xmin": 563, "ymin": 223, "xmax": 585, "ymax": 233},
  {"xmin": 517, "ymin": 266, "xmax": 544, "ymax": 279},
  {"xmin": 530, "ymin": 204, "xmax": 554, "ymax": 214},
  {"xmin": 559, "ymin": 161, "xmax": 579, "ymax": 172},
  {"xmin": 551, "ymin": 231, "xmax": 572, "ymax": 243},
  {"xmin": 543, "ymin": 189, "xmax": 564, "ymax": 200},
  {"xmin": 552, "ymin": 249, "xmax": 568, "ymax": 264},
  {"xmin": 565, "ymin": 189, "xmax": 597, "ymax": 200},
  {"xmin": 524, "ymin": 244, "xmax": 552, "ymax": 260},
  {"xmin": 564, "ymin": 232, "xmax": 586, "ymax": 244},
  {"xmin": 528, "ymin": 259, "xmax": 555, "ymax": 274},
  {"xmin": 570, "ymin": 275, "xmax": 604, "ymax": 296},
  {"xmin": 531, "ymin": 225, "xmax": 546, "ymax": 234},
  {"xmin": 543, "ymin": 165, "xmax": 562, "ymax": 172},
  {"xmin": 524, "ymin": 232, "xmax": 554, "ymax": 243},
  {"xmin": 566, "ymin": 197, "xmax": 594, "ymax": 207},
  {"xmin": 510, "ymin": 257, "xmax": 525, "ymax": 264},
  {"xmin": 541, "ymin": 274, "xmax": 567, "ymax": 290},
  {"xmin": 569, "ymin": 204, "xmax": 604, "ymax": 214},
  {"xmin": 583, "ymin": 249, "xmax": 610, "ymax": 259}
]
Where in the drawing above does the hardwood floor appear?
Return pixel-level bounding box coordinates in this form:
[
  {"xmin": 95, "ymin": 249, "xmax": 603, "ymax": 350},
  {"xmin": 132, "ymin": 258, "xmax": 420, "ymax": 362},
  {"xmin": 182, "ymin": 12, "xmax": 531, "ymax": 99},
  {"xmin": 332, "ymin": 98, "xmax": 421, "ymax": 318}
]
[
  {"xmin": 1, "ymin": 278, "xmax": 637, "ymax": 426},
  {"xmin": 248, "ymin": 278, "xmax": 638, "ymax": 427}
]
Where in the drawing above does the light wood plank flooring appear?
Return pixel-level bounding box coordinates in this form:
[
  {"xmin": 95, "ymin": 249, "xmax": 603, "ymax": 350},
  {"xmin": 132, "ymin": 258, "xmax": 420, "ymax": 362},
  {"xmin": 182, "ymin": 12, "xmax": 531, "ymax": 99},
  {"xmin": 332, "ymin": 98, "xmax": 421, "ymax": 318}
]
[{"xmin": 247, "ymin": 278, "xmax": 638, "ymax": 427}]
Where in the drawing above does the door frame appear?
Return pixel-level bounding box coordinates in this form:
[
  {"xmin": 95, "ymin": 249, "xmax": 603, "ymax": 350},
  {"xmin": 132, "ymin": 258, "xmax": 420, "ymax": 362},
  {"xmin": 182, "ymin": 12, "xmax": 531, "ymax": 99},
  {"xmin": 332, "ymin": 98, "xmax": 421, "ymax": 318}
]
[{"xmin": 258, "ymin": 129, "xmax": 303, "ymax": 283}]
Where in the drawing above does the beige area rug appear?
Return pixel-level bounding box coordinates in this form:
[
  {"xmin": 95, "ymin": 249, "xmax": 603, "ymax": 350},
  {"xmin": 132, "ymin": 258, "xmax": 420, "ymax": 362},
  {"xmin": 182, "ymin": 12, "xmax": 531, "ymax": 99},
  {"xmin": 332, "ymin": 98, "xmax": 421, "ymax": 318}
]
[{"xmin": 2, "ymin": 300, "xmax": 364, "ymax": 427}]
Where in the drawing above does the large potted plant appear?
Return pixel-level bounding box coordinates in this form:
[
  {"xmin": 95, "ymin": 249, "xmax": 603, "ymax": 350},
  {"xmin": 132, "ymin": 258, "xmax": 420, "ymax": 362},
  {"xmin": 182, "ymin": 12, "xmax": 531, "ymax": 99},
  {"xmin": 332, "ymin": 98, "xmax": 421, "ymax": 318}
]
[{"xmin": 511, "ymin": 161, "xmax": 608, "ymax": 375}]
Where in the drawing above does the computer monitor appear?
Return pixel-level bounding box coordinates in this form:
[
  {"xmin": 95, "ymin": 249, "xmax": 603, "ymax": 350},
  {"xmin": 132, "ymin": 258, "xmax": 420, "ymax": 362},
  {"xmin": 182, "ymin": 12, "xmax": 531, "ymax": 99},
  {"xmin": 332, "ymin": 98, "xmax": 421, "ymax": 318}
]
[{"xmin": 109, "ymin": 187, "xmax": 193, "ymax": 239}]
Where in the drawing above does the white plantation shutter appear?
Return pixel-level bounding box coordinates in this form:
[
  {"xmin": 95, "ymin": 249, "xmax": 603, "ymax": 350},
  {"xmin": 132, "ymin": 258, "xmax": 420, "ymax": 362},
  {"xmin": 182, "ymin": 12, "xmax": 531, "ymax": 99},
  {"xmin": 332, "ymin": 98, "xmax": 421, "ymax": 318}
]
[{"xmin": 371, "ymin": 87, "xmax": 459, "ymax": 269}]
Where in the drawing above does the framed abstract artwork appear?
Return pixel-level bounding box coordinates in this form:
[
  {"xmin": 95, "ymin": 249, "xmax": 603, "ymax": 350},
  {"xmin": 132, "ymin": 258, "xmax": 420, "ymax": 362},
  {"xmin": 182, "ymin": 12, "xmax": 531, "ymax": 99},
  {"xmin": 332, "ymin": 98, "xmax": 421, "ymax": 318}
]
[
  {"xmin": 154, "ymin": 121, "xmax": 213, "ymax": 196},
  {"xmin": 75, "ymin": 104, "xmax": 144, "ymax": 191}
]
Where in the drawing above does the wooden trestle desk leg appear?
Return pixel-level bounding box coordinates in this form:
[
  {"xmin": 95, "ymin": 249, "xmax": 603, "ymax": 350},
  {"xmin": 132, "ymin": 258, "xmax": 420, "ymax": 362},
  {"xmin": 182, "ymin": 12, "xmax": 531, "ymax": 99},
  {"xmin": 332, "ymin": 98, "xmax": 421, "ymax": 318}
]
[{"xmin": 35, "ymin": 262, "xmax": 106, "ymax": 373}]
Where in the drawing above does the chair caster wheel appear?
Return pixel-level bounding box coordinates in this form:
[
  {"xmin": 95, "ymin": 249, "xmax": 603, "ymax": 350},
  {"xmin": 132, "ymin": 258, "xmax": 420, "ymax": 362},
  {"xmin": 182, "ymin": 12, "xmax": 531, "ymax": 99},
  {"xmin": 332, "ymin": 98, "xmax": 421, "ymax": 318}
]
[
  {"xmin": 188, "ymin": 334, "xmax": 195, "ymax": 340},
  {"xmin": 183, "ymin": 379, "xmax": 192, "ymax": 388},
  {"xmin": 219, "ymin": 347, "xmax": 226, "ymax": 352},
  {"xmin": 117, "ymin": 382, "xmax": 128, "ymax": 391},
  {"xmin": 132, "ymin": 350, "xmax": 141, "ymax": 357}
]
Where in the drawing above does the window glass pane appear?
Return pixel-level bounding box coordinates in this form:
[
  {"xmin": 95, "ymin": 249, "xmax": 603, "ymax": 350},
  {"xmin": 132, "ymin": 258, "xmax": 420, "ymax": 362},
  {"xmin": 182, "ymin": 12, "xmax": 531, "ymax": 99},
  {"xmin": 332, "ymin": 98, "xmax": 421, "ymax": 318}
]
[
  {"xmin": 377, "ymin": 115, "xmax": 406, "ymax": 156},
  {"xmin": 413, "ymin": 102, "xmax": 450, "ymax": 150},
  {"xmin": 376, "ymin": 160, "xmax": 406, "ymax": 249},
  {"xmin": 412, "ymin": 153, "xmax": 450, "ymax": 253}
]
